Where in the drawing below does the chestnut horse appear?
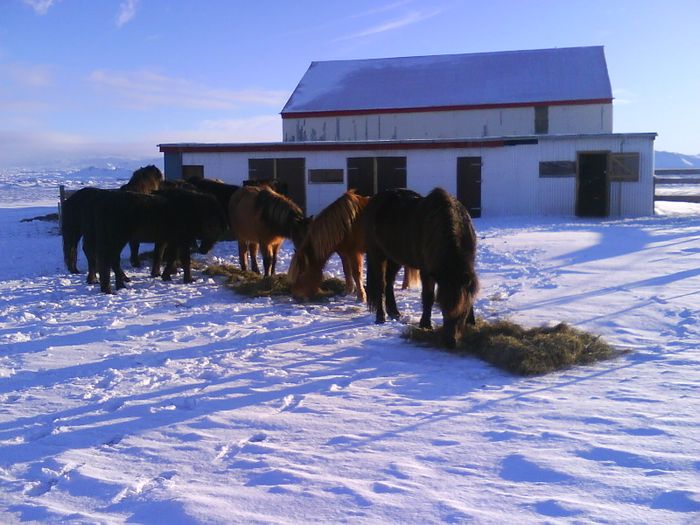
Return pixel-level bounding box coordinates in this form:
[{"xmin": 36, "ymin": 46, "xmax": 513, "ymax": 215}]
[
  {"xmin": 289, "ymin": 190, "xmax": 420, "ymax": 302},
  {"xmin": 289, "ymin": 190, "xmax": 368, "ymax": 302},
  {"xmin": 228, "ymin": 185, "xmax": 310, "ymax": 276},
  {"xmin": 364, "ymin": 187, "xmax": 478, "ymax": 348}
]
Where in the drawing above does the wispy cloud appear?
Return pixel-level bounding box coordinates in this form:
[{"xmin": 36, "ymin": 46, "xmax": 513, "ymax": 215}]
[
  {"xmin": 337, "ymin": 8, "xmax": 442, "ymax": 41},
  {"xmin": 88, "ymin": 69, "xmax": 288, "ymax": 110},
  {"xmin": 4, "ymin": 63, "xmax": 54, "ymax": 87},
  {"xmin": 156, "ymin": 116, "xmax": 281, "ymax": 144},
  {"xmin": 22, "ymin": 0, "xmax": 56, "ymax": 15},
  {"xmin": 350, "ymin": 0, "xmax": 414, "ymax": 19},
  {"xmin": 116, "ymin": 0, "xmax": 139, "ymax": 28}
]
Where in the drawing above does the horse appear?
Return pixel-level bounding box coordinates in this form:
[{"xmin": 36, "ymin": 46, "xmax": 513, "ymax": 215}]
[
  {"xmin": 288, "ymin": 190, "xmax": 369, "ymax": 302},
  {"xmin": 91, "ymin": 188, "xmax": 227, "ymax": 294},
  {"xmin": 364, "ymin": 187, "xmax": 479, "ymax": 348},
  {"xmin": 228, "ymin": 185, "xmax": 310, "ymax": 276},
  {"xmin": 120, "ymin": 165, "xmax": 165, "ymax": 268}
]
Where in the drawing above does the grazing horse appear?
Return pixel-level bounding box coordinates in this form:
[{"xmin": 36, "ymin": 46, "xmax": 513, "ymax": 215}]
[
  {"xmin": 288, "ymin": 190, "xmax": 422, "ymax": 302},
  {"xmin": 92, "ymin": 188, "xmax": 227, "ymax": 294},
  {"xmin": 364, "ymin": 187, "xmax": 479, "ymax": 348},
  {"xmin": 228, "ymin": 185, "xmax": 310, "ymax": 276},
  {"xmin": 289, "ymin": 190, "xmax": 369, "ymax": 302}
]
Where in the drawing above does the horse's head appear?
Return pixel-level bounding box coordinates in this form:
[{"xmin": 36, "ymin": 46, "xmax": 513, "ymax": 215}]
[
  {"xmin": 290, "ymin": 215, "xmax": 313, "ymax": 250},
  {"xmin": 437, "ymin": 275, "xmax": 478, "ymax": 348},
  {"xmin": 289, "ymin": 250, "xmax": 323, "ymax": 302}
]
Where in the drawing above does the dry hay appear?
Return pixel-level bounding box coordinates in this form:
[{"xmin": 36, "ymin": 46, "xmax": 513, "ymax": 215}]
[
  {"xmin": 203, "ymin": 262, "xmax": 346, "ymax": 300},
  {"xmin": 403, "ymin": 318, "xmax": 624, "ymax": 375}
]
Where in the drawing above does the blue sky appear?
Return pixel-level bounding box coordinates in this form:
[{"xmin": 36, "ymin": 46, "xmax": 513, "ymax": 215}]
[{"xmin": 0, "ymin": 0, "xmax": 698, "ymax": 166}]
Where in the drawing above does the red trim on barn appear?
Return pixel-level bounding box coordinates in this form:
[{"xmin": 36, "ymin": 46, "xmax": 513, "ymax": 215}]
[
  {"xmin": 158, "ymin": 139, "xmax": 520, "ymax": 154},
  {"xmin": 280, "ymin": 98, "xmax": 613, "ymax": 119}
]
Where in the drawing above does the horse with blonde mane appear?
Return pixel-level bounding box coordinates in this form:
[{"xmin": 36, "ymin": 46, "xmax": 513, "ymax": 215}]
[
  {"xmin": 289, "ymin": 190, "xmax": 420, "ymax": 302},
  {"xmin": 228, "ymin": 185, "xmax": 310, "ymax": 276},
  {"xmin": 289, "ymin": 190, "xmax": 368, "ymax": 302}
]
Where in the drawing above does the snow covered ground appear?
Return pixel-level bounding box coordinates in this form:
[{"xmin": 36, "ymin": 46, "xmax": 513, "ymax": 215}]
[{"xmin": 0, "ymin": 168, "xmax": 699, "ymax": 524}]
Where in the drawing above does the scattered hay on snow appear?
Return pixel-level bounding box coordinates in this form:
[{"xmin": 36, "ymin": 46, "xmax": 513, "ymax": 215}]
[
  {"xmin": 403, "ymin": 318, "xmax": 624, "ymax": 375},
  {"xmin": 203, "ymin": 262, "xmax": 346, "ymax": 300}
]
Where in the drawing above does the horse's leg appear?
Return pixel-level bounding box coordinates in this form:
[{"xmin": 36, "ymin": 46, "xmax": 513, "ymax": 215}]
[
  {"xmin": 270, "ymin": 244, "xmax": 280, "ymax": 275},
  {"xmin": 181, "ymin": 243, "xmax": 194, "ymax": 283},
  {"xmin": 97, "ymin": 246, "xmax": 113, "ymax": 294},
  {"xmin": 83, "ymin": 235, "xmax": 99, "ymax": 284},
  {"xmin": 129, "ymin": 240, "xmax": 141, "ymax": 268},
  {"xmin": 249, "ymin": 243, "xmax": 260, "ymax": 274},
  {"xmin": 161, "ymin": 243, "xmax": 177, "ymax": 281},
  {"xmin": 366, "ymin": 251, "xmax": 387, "ymax": 324},
  {"xmin": 261, "ymin": 244, "xmax": 273, "ymax": 277},
  {"xmin": 419, "ymin": 271, "xmax": 436, "ymax": 329},
  {"xmin": 151, "ymin": 242, "xmax": 166, "ymax": 277},
  {"xmin": 238, "ymin": 241, "xmax": 248, "ymax": 272},
  {"xmin": 340, "ymin": 254, "xmax": 354, "ymax": 295},
  {"xmin": 352, "ymin": 252, "xmax": 366, "ymax": 302},
  {"xmin": 384, "ymin": 259, "xmax": 402, "ymax": 320},
  {"xmin": 114, "ymin": 250, "xmax": 127, "ymax": 290}
]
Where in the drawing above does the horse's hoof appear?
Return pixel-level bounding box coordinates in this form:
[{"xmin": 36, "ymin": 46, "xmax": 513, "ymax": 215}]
[
  {"xmin": 443, "ymin": 336, "xmax": 457, "ymax": 349},
  {"xmin": 121, "ymin": 275, "xmax": 131, "ymax": 283},
  {"xmin": 419, "ymin": 320, "xmax": 432, "ymax": 329},
  {"xmin": 183, "ymin": 277, "xmax": 196, "ymax": 284},
  {"xmin": 162, "ymin": 275, "xmax": 172, "ymax": 282},
  {"xmin": 388, "ymin": 311, "xmax": 401, "ymax": 321}
]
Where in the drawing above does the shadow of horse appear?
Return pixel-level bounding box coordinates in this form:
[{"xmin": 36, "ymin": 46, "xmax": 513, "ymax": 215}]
[
  {"xmin": 364, "ymin": 187, "xmax": 479, "ymax": 348},
  {"xmin": 91, "ymin": 188, "xmax": 228, "ymax": 294},
  {"xmin": 289, "ymin": 190, "xmax": 420, "ymax": 302},
  {"xmin": 229, "ymin": 185, "xmax": 310, "ymax": 276}
]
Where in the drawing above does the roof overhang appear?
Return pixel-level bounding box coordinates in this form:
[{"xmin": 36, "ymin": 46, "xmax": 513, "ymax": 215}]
[{"xmin": 159, "ymin": 132, "xmax": 656, "ymax": 155}]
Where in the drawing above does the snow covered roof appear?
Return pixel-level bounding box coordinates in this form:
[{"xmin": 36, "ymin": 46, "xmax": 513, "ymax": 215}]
[{"xmin": 281, "ymin": 46, "xmax": 612, "ymax": 116}]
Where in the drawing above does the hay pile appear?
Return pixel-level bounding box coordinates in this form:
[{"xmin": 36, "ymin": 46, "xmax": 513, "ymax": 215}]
[
  {"xmin": 403, "ymin": 319, "xmax": 623, "ymax": 375},
  {"xmin": 203, "ymin": 262, "xmax": 346, "ymax": 299}
]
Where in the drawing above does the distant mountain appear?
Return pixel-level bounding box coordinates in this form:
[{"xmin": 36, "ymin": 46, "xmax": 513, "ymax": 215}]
[{"xmin": 655, "ymin": 151, "xmax": 700, "ymax": 169}]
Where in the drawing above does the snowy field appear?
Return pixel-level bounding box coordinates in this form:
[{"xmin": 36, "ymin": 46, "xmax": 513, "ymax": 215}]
[{"xmin": 0, "ymin": 168, "xmax": 699, "ymax": 524}]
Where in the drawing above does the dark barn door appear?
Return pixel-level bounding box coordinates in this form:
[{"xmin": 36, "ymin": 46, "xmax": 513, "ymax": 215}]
[
  {"xmin": 248, "ymin": 158, "xmax": 306, "ymax": 213},
  {"xmin": 347, "ymin": 158, "xmax": 375, "ymax": 197},
  {"xmin": 347, "ymin": 157, "xmax": 407, "ymax": 196},
  {"xmin": 276, "ymin": 158, "xmax": 306, "ymax": 213},
  {"xmin": 377, "ymin": 157, "xmax": 407, "ymax": 192},
  {"xmin": 576, "ymin": 152, "xmax": 608, "ymax": 217},
  {"xmin": 457, "ymin": 156, "xmax": 482, "ymax": 218}
]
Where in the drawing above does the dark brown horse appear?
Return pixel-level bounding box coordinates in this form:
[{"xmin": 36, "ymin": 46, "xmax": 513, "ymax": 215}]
[
  {"xmin": 62, "ymin": 166, "xmax": 165, "ymax": 277},
  {"xmin": 364, "ymin": 187, "xmax": 479, "ymax": 348},
  {"xmin": 228, "ymin": 185, "xmax": 310, "ymax": 276},
  {"xmin": 91, "ymin": 188, "xmax": 227, "ymax": 294}
]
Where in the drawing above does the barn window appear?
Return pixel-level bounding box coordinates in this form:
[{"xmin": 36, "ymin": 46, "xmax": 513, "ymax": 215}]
[
  {"xmin": 535, "ymin": 106, "xmax": 549, "ymax": 134},
  {"xmin": 182, "ymin": 165, "xmax": 204, "ymax": 179},
  {"xmin": 609, "ymin": 153, "xmax": 640, "ymax": 182},
  {"xmin": 539, "ymin": 161, "xmax": 576, "ymax": 178},
  {"xmin": 308, "ymin": 169, "xmax": 343, "ymax": 184}
]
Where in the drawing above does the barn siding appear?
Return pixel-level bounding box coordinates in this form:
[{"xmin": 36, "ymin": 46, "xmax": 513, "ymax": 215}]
[
  {"xmin": 175, "ymin": 133, "xmax": 654, "ymax": 218},
  {"xmin": 283, "ymin": 104, "xmax": 612, "ymax": 143}
]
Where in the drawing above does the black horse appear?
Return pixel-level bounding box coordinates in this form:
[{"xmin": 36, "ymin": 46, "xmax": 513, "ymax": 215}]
[
  {"xmin": 364, "ymin": 187, "xmax": 479, "ymax": 348},
  {"xmin": 91, "ymin": 188, "xmax": 228, "ymax": 294},
  {"xmin": 62, "ymin": 165, "xmax": 165, "ymax": 275}
]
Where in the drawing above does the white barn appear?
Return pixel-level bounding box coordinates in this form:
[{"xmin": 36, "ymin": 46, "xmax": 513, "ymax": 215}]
[{"xmin": 159, "ymin": 46, "xmax": 656, "ymax": 217}]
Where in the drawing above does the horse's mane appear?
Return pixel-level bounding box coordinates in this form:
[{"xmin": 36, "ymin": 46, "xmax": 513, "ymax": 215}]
[
  {"xmin": 254, "ymin": 186, "xmax": 304, "ymax": 234},
  {"xmin": 186, "ymin": 177, "xmax": 240, "ymax": 209},
  {"xmin": 121, "ymin": 165, "xmax": 163, "ymax": 193},
  {"xmin": 303, "ymin": 190, "xmax": 368, "ymax": 263}
]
